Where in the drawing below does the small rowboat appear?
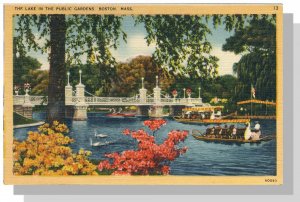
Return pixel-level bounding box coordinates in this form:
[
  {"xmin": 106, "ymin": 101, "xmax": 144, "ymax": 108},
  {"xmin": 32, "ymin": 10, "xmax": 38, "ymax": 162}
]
[{"xmin": 173, "ymin": 116, "xmax": 250, "ymax": 124}]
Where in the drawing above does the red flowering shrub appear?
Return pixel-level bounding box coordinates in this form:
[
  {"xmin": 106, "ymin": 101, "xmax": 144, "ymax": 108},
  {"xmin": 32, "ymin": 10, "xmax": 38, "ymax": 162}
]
[
  {"xmin": 143, "ymin": 119, "xmax": 167, "ymax": 131},
  {"xmin": 98, "ymin": 120, "xmax": 188, "ymax": 175}
]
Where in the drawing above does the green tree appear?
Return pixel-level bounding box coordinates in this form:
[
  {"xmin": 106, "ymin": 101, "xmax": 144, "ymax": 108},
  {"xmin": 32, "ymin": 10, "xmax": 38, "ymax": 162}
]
[
  {"xmin": 13, "ymin": 37, "xmax": 42, "ymax": 86},
  {"xmin": 67, "ymin": 62, "xmax": 116, "ymax": 97},
  {"xmin": 135, "ymin": 15, "xmax": 219, "ymax": 79},
  {"xmin": 14, "ymin": 14, "xmax": 126, "ymax": 122},
  {"xmin": 135, "ymin": 14, "xmax": 275, "ymax": 80},
  {"xmin": 13, "ymin": 56, "xmax": 42, "ymax": 85},
  {"xmin": 223, "ymin": 18, "xmax": 276, "ymax": 101},
  {"xmin": 167, "ymin": 74, "xmax": 237, "ymax": 105},
  {"xmin": 22, "ymin": 69, "xmax": 49, "ymax": 95},
  {"xmin": 113, "ymin": 55, "xmax": 174, "ymax": 97}
]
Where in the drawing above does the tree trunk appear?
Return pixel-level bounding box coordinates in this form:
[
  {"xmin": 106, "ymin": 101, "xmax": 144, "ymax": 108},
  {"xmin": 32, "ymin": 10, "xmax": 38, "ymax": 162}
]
[{"xmin": 47, "ymin": 15, "xmax": 66, "ymax": 123}]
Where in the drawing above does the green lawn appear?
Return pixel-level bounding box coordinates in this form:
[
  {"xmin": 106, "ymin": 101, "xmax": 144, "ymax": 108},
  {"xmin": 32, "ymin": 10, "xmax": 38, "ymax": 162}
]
[{"xmin": 13, "ymin": 112, "xmax": 38, "ymax": 125}]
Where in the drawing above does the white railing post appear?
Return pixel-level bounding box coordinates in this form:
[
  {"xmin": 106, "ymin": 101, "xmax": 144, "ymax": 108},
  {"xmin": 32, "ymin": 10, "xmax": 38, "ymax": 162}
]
[
  {"xmin": 23, "ymin": 89, "xmax": 33, "ymax": 106},
  {"xmin": 21, "ymin": 89, "xmax": 34, "ymax": 119},
  {"xmin": 188, "ymin": 93, "xmax": 192, "ymax": 104}
]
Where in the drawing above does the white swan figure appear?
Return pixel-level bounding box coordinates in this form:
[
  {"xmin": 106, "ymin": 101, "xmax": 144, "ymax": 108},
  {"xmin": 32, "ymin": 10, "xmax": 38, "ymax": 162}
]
[
  {"xmin": 90, "ymin": 138, "xmax": 112, "ymax": 147},
  {"xmin": 94, "ymin": 130, "xmax": 108, "ymax": 138},
  {"xmin": 89, "ymin": 138, "xmax": 104, "ymax": 147}
]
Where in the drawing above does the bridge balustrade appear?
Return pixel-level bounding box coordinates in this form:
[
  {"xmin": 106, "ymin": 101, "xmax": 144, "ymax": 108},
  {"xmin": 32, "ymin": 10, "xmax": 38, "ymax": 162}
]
[{"xmin": 13, "ymin": 95, "xmax": 47, "ymax": 105}]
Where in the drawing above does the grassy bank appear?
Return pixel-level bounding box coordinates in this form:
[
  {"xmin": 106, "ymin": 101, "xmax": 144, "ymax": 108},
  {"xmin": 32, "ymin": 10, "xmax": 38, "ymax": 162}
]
[{"xmin": 13, "ymin": 112, "xmax": 38, "ymax": 125}]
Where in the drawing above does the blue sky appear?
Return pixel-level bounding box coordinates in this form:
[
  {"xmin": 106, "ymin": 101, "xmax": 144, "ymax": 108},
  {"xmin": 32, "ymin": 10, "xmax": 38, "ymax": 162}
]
[{"xmin": 19, "ymin": 16, "xmax": 242, "ymax": 76}]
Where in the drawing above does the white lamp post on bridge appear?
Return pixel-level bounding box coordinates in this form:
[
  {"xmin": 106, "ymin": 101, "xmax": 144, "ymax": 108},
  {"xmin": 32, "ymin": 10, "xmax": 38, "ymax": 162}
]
[
  {"xmin": 139, "ymin": 76, "xmax": 147, "ymax": 103},
  {"xmin": 153, "ymin": 75, "xmax": 161, "ymax": 103},
  {"xmin": 65, "ymin": 71, "xmax": 73, "ymax": 106},
  {"xmin": 74, "ymin": 69, "xmax": 88, "ymax": 120},
  {"xmin": 67, "ymin": 71, "xmax": 70, "ymax": 86},
  {"xmin": 79, "ymin": 69, "xmax": 82, "ymax": 84}
]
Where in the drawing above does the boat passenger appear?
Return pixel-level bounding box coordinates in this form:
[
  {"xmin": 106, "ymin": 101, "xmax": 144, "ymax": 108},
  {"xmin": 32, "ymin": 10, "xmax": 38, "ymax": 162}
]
[
  {"xmin": 205, "ymin": 128, "xmax": 211, "ymax": 137},
  {"xmin": 228, "ymin": 125, "xmax": 234, "ymax": 139},
  {"xmin": 238, "ymin": 128, "xmax": 246, "ymax": 139},
  {"xmin": 232, "ymin": 126, "xmax": 237, "ymax": 139},
  {"xmin": 218, "ymin": 127, "xmax": 222, "ymax": 139},
  {"xmin": 250, "ymin": 132, "xmax": 261, "ymax": 140},
  {"xmin": 210, "ymin": 127, "xmax": 215, "ymax": 138},
  {"xmin": 210, "ymin": 111, "xmax": 215, "ymax": 120},
  {"xmin": 251, "ymin": 121, "xmax": 261, "ymax": 140},
  {"xmin": 254, "ymin": 121, "xmax": 261, "ymax": 132},
  {"xmin": 215, "ymin": 125, "xmax": 222, "ymax": 138},
  {"xmin": 221, "ymin": 125, "xmax": 229, "ymax": 138}
]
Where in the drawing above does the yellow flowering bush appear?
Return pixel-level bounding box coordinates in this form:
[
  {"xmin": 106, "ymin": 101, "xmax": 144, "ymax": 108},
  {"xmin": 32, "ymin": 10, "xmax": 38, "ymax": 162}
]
[
  {"xmin": 13, "ymin": 121, "xmax": 98, "ymax": 176},
  {"xmin": 37, "ymin": 121, "xmax": 69, "ymax": 135}
]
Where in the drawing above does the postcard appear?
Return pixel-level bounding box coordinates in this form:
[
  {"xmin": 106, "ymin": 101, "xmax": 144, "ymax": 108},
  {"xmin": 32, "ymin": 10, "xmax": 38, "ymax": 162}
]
[{"xmin": 3, "ymin": 4, "xmax": 283, "ymax": 185}]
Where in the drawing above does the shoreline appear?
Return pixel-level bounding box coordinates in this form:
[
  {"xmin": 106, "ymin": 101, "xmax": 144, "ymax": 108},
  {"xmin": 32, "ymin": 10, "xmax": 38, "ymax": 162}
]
[{"xmin": 13, "ymin": 121, "xmax": 45, "ymax": 129}]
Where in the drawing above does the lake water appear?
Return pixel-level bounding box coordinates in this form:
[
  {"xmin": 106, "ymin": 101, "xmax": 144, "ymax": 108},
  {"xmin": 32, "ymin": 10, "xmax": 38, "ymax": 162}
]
[{"xmin": 14, "ymin": 112, "xmax": 277, "ymax": 176}]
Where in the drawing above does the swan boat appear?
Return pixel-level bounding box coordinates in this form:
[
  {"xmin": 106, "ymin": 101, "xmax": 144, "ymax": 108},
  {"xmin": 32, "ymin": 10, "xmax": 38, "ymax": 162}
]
[
  {"xmin": 191, "ymin": 128, "xmax": 274, "ymax": 144},
  {"xmin": 174, "ymin": 106, "xmax": 250, "ymax": 124}
]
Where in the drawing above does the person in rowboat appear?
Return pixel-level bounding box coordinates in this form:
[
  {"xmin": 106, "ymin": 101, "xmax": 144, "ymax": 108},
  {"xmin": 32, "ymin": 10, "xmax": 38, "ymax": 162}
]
[
  {"xmin": 231, "ymin": 126, "xmax": 237, "ymax": 139},
  {"xmin": 250, "ymin": 121, "xmax": 261, "ymax": 140},
  {"xmin": 222, "ymin": 125, "xmax": 229, "ymax": 139},
  {"xmin": 228, "ymin": 125, "xmax": 234, "ymax": 139},
  {"xmin": 210, "ymin": 127, "xmax": 215, "ymax": 138},
  {"xmin": 254, "ymin": 121, "xmax": 261, "ymax": 132},
  {"xmin": 216, "ymin": 125, "xmax": 223, "ymax": 138},
  {"xmin": 218, "ymin": 126, "xmax": 223, "ymax": 138}
]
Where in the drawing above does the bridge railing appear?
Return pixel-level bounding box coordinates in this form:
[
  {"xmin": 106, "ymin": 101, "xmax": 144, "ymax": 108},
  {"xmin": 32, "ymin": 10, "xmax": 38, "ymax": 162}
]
[
  {"xmin": 30, "ymin": 96, "xmax": 48, "ymax": 105},
  {"xmin": 14, "ymin": 95, "xmax": 203, "ymax": 106},
  {"xmin": 187, "ymin": 98, "xmax": 203, "ymax": 104},
  {"xmin": 13, "ymin": 95, "xmax": 47, "ymax": 105},
  {"xmin": 159, "ymin": 98, "xmax": 203, "ymax": 105},
  {"xmin": 85, "ymin": 96, "xmax": 141, "ymax": 104},
  {"xmin": 160, "ymin": 98, "xmax": 173, "ymax": 103},
  {"xmin": 13, "ymin": 95, "xmax": 26, "ymax": 105}
]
